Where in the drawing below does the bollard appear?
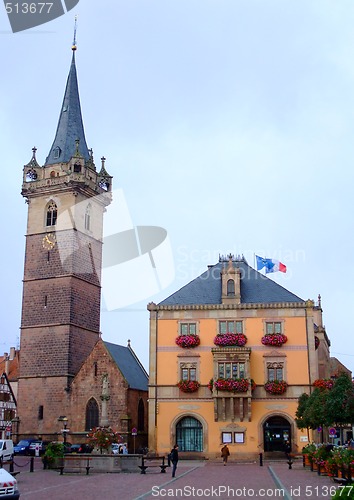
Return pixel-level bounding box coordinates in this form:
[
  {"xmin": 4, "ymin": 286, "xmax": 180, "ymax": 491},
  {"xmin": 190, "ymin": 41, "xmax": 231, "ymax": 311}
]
[
  {"xmin": 9, "ymin": 458, "xmax": 14, "ymax": 473},
  {"xmin": 287, "ymin": 459, "xmax": 293, "ymax": 470},
  {"xmin": 302, "ymin": 454, "xmax": 305, "ymax": 468},
  {"xmin": 30, "ymin": 456, "xmax": 34, "ymax": 473},
  {"xmin": 259, "ymin": 452, "xmax": 263, "ymax": 467}
]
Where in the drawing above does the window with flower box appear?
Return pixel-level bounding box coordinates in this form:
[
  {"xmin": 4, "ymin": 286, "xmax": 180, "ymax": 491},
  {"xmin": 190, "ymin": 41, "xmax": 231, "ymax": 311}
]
[
  {"xmin": 181, "ymin": 367, "xmax": 196, "ymax": 381},
  {"xmin": 265, "ymin": 322, "xmax": 282, "ymax": 335},
  {"xmin": 267, "ymin": 363, "xmax": 284, "ymax": 382},
  {"xmin": 218, "ymin": 362, "xmax": 245, "ymax": 380},
  {"xmin": 180, "ymin": 323, "xmax": 197, "ymax": 335},
  {"xmin": 219, "ymin": 321, "xmax": 243, "ymax": 334}
]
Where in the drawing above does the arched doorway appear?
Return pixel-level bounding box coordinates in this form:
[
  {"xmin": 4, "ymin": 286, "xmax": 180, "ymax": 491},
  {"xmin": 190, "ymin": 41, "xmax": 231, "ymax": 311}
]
[
  {"xmin": 176, "ymin": 416, "xmax": 203, "ymax": 452},
  {"xmin": 263, "ymin": 416, "xmax": 291, "ymax": 452}
]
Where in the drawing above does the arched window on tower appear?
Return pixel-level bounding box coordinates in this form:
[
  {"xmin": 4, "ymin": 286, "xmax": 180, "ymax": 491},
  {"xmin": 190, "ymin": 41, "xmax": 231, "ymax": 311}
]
[
  {"xmin": 85, "ymin": 398, "xmax": 99, "ymax": 431},
  {"xmin": 138, "ymin": 398, "xmax": 145, "ymax": 431},
  {"xmin": 46, "ymin": 201, "xmax": 57, "ymax": 227},
  {"xmin": 227, "ymin": 279, "xmax": 235, "ymax": 296},
  {"xmin": 85, "ymin": 204, "xmax": 91, "ymax": 231}
]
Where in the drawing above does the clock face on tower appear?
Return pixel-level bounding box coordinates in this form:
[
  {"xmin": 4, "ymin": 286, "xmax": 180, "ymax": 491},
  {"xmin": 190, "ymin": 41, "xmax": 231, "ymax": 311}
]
[{"xmin": 42, "ymin": 233, "xmax": 56, "ymax": 250}]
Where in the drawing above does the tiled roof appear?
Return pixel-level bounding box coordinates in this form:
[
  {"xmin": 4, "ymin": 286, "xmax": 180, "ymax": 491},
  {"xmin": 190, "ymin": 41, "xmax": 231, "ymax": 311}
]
[
  {"xmin": 159, "ymin": 259, "xmax": 304, "ymax": 306},
  {"xmin": 45, "ymin": 52, "xmax": 89, "ymax": 166},
  {"xmin": 0, "ymin": 352, "xmax": 19, "ymax": 382},
  {"xmin": 104, "ymin": 342, "xmax": 148, "ymax": 391}
]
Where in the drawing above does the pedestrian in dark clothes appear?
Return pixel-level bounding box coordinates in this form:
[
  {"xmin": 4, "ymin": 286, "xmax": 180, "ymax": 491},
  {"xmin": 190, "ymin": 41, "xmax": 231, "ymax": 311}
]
[{"xmin": 170, "ymin": 444, "xmax": 179, "ymax": 477}]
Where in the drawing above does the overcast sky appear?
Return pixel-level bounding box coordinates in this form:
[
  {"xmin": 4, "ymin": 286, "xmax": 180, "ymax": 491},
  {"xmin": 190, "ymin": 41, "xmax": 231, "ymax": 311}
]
[{"xmin": 1, "ymin": 1, "xmax": 354, "ymax": 375}]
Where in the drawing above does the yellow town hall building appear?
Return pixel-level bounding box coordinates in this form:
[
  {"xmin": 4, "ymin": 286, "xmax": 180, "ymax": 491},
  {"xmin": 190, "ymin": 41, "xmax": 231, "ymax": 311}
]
[{"xmin": 148, "ymin": 255, "xmax": 330, "ymax": 460}]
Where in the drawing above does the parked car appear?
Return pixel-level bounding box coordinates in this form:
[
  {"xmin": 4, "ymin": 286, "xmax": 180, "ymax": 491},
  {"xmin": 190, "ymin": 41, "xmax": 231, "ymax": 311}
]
[
  {"xmin": 0, "ymin": 440, "xmax": 14, "ymax": 462},
  {"xmin": 13, "ymin": 439, "xmax": 37, "ymax": 456},
  {"xmin": 69, "ymin": 444, "xmax": 93, "ymax": 454},
  {"xmin": 0, "ymin": 467, "xmax": 20, "ymax": 499},
  {"xmin": 28, "ymin": 441, "xmax": 50, "ymax": 456}
]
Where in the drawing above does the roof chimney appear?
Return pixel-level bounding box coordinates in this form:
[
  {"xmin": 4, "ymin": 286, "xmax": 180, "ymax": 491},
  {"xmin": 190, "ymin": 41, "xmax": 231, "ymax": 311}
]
[
  {"xmin": 4, "ymin": 353, "xmax": 9, "ymax": 376},
  {"xmin": 9, "ymin": 347, "xmax": 15, "ymax": 360}
]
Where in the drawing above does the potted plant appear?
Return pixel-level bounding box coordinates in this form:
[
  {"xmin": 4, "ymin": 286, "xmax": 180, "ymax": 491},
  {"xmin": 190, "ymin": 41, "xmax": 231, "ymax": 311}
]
[
  {"xmin": 264, "ymin": 380, "xmax": 287, "ymax": 395},
  {"xmin": 302, "ymin": 443, "xmax": 316, "ymax": 467},
  {"xmin": 213, "ymin": 333, "xmax": 247, "ymax": 347},
  {"xmin": 261, "ymin": 333, "xmax": 287, "ymax": 347},
  {"xmin": 42, "ymin": 441, "xmax": 64, "ymax": 469},
  {"xmin": 175, "ymin": 335, "xmax": 200, "ymax": 348},
  {"xmin": 177, "ymin": 380, "xmax": 200, "ymax": 393},
  {"xmin": 313, "ymin": 445, "xmax": 331, "ymax": 475}
]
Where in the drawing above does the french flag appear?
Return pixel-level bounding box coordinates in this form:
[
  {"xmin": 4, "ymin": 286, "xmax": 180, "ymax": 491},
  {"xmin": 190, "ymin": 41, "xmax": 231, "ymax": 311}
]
[{"xmin": 256, "ymin": 255, "xmax": 287, "ymax": 274}]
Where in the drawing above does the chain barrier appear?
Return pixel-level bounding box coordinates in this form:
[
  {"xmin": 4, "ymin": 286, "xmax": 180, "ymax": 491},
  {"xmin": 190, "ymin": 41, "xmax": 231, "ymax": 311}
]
[{"xmin": 12, "ymin": 458, "xmax": 32, "ymax": 467}]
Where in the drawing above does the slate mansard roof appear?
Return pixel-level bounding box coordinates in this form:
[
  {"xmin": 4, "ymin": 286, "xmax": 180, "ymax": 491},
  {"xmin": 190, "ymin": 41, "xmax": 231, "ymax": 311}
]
[
  {"xmin": 104, "ymin": 342, "xmax": 148, "ymax": 391},
  {"xmin": 159, "ymin": 258, "xmax": 304, "ymax": 306}
]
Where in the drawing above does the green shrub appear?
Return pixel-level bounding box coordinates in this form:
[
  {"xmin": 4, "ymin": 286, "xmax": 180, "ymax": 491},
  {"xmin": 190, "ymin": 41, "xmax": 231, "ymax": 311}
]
[{"xmin": 42, "ymin": 441, "xmax": 64, "ymax": 465}]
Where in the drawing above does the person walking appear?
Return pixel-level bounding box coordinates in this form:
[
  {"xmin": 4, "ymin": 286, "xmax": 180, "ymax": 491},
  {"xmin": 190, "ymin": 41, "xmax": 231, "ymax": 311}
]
[
  {"xmin": 170, "ymin": 444, "xmax": 179, "ymax": 477},
  {"xmin": 221, "ymin": 444, "xmax": 230, "ymax": 465}
]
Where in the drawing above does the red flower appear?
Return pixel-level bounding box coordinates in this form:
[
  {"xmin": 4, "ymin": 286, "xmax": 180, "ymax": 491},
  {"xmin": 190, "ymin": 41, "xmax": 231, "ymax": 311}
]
[
  {"xmin": 175, "ymin": 335, "xmax": 200, "ymax": 348},
  {"xmin": 313, "ymin": 379, "xmax": 334, "ymax": 390},
  {"xmin": 214, "ymin": 333, "xmax": 247, "ymax": 347},
  {"xmin": 177, "ymin": 380, "xmax": 200, "ymax": 393},
  {"xmin": 261, "ymin": 334, "xmax": 287, "ymax": 347},
  {"xmin": 264, "ymin": 380, "xmax": 287, "ymax": 394},
  {"xmin": 213, "ymin": 378, "xmax": 250, "ymax": 393}
]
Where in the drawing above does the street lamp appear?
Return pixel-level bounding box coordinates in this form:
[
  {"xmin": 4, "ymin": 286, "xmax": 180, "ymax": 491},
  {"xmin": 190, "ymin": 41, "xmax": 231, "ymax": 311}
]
[{"xmin": 58, "ymin": 416, "xmax": 69, "ymax": 452}]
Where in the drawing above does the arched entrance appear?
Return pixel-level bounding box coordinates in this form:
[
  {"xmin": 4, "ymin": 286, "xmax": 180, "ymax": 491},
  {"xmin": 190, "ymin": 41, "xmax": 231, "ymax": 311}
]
[
  {"xmin": 263, "ymin": 416, "xmax": 291, "ymax": 452},
  {"xmin": 176, "ymin": 416, "xmax": 203, "ymax": 452}
]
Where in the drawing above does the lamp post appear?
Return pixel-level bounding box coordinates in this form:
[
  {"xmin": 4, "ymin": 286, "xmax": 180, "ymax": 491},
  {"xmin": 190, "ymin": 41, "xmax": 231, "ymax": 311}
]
[{"xmin": 58, "ymin": 416, "xmax": 69, "ymax": 452}]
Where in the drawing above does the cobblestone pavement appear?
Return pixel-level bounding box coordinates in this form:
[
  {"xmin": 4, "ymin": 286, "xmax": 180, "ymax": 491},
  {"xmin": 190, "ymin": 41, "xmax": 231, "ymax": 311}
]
[{"xmin": 5, "ymin": 456, "xmax": 345, "ymax": 499}]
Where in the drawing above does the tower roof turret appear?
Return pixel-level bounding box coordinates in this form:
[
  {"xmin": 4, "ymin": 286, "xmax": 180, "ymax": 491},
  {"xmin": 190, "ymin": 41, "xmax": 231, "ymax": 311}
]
[{"xmin": 45, "ymin": 47, "xmax": 89, "ymax": 166}]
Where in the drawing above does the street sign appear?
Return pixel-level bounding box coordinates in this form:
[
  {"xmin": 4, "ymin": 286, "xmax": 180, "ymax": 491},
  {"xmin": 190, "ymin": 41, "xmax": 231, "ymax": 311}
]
[
  {"xmin": 132, "ymin": 427, "xmax": 137, "ymax": 436},
  {"xmin": 329, "ymin": 427, "xmax": 336, "ymax": 436}
]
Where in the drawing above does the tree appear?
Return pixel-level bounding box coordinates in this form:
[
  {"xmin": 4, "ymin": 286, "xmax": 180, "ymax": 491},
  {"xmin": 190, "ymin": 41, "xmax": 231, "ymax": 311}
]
[
  {"xmin": 302, "ymin": 388, "xmax": 328, "ymax": 442},
  {"xmin": 324, "ymin": 373, "xmax": 354, "ymax": 444},
  {"xmin": 295, "ymin": 393, "xmax": 311, "ymax": 440}
]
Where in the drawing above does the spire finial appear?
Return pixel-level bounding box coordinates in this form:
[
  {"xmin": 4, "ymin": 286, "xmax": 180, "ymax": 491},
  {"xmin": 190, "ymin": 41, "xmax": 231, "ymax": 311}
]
[
  {"xmin": 72, "ymin": 15, "xmax": 78, "ymax": 51},
  {"xmin": 32, "ymin": 146, "xmax": 37, "ymax": 159}
]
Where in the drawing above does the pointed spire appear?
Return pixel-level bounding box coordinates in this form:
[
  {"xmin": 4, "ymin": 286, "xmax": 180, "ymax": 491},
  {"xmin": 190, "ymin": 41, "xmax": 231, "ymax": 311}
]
[{"xmin": 45, "ymin": 37, "xmax": 89, "ymax": 166}]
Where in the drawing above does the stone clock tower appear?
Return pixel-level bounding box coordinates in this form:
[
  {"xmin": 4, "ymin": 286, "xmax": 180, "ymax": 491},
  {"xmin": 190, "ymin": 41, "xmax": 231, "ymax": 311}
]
[{"xmin": 16, "ymin": 44, "xmax": 112, "ymax": 438}]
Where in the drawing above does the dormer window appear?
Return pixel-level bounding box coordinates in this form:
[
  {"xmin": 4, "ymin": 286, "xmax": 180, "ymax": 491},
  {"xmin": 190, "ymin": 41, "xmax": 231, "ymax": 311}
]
[
  {"xmin": 227, "ymin": 279, "xmax": 235, "ymax": 296},
  {"xmin": 53, "ymin": 147, "xmax": 61, "ymax": 159},
  {"xmin": 74, "ymin": 163, "xmax": 81, "ymax": 173},
  {"xmin": 46, "ymin": 201, "xmax": 57, "ymax": 227}
]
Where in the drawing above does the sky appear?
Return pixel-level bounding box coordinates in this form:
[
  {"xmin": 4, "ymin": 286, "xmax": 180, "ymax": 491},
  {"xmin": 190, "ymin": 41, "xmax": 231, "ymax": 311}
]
[{"xmin": 1, "ymin": 0, "xmax": 354, "ymax": 375}]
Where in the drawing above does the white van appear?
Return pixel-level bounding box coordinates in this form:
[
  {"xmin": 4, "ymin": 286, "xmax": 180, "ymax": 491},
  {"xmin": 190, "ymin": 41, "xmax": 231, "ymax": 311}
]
[
  {"xmin": 0, "ymin": 441, "xmax": 14, "ymax": 463},
  {"xmin": 0, "ymin": 468, "xmax": 20, "ymax": 499}
]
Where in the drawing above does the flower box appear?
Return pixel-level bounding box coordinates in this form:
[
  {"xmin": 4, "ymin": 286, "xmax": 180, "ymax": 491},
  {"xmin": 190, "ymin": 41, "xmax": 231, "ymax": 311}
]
[
  {"xmin": 213, "ymin": 333, "xmax": 247, "ymax": 347},
  {"xmin": 213, "ymin": 378, "xmax": 250, "ymax": 393},
  {"xmin": 261, "ymin": 333, "xmax": 287, "ymax": 347},
  {"xmin": 313, "ymin": 379, "xmax": 334, "ymax": 390},
  {"xmin": 175, "ymin": 334, "xmax": 200, "ymax": 348},
  {"xmin": 264, "ymin": 380, "xmax": 287, "ymax": 394},
  {"xmin": 177, "ymin": 380, "xmax": 200, "ymax": 393}
]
